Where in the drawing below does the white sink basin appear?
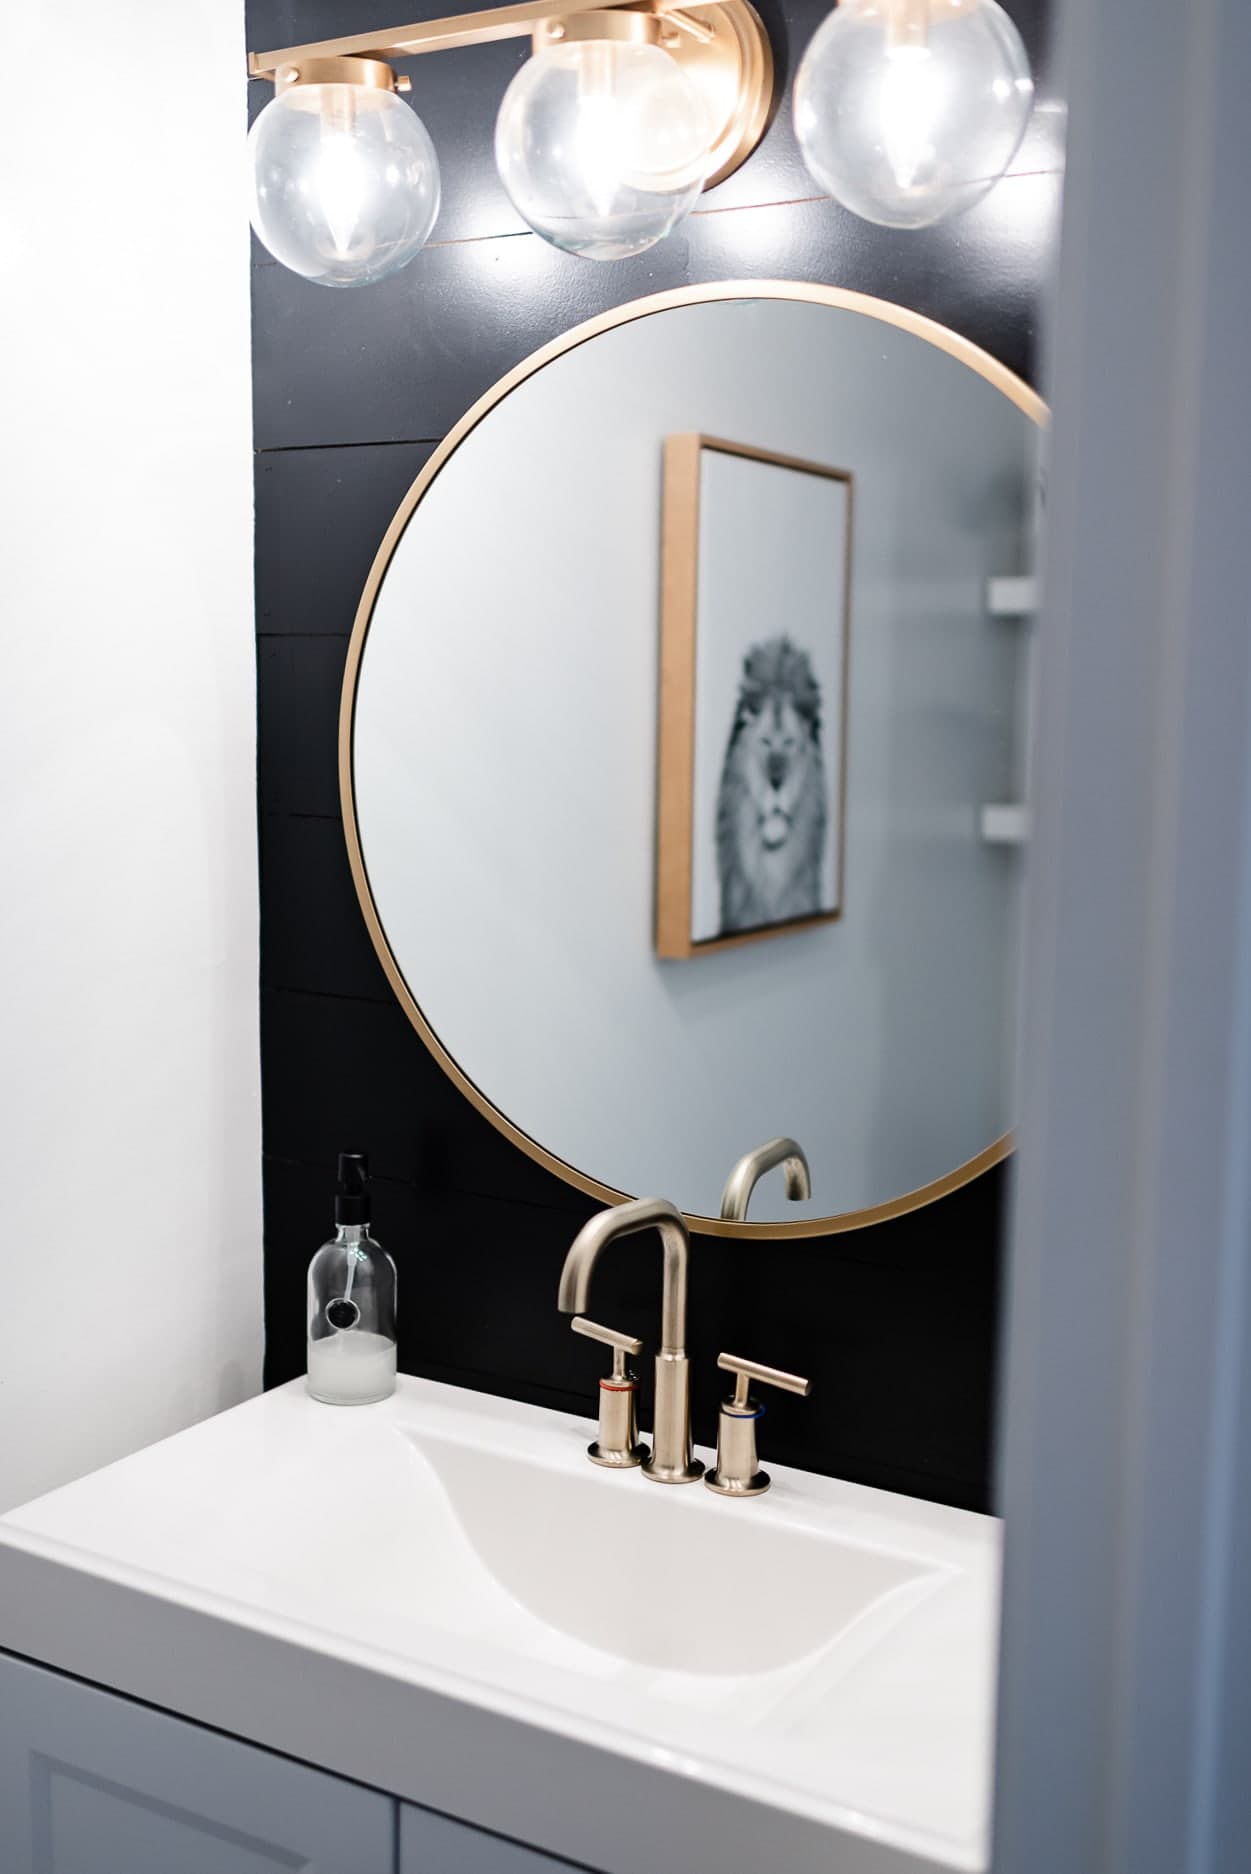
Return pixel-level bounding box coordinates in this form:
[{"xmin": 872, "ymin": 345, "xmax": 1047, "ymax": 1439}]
[
  {"xmin": 412, "ymin": 1427, "xmax": 931, "ymax": 1677},
  {"xmin": 0, "ymin": 1376, "xmax": 1000, "ymax": 1874}
]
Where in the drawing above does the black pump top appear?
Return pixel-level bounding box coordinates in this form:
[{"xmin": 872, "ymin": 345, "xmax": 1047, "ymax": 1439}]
[{"xmin": 335, "ymin": 1151, "xmax": 371, "ymax": 1226}]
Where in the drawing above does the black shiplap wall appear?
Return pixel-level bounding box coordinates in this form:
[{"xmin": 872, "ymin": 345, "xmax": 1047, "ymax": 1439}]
[{"xmin": 251, "ymin": 0, "xmax": 1060, "ymax": 1512}]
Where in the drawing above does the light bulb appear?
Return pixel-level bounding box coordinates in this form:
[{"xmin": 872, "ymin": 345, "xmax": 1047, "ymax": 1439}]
[
  {"xmin": 315, "ymin": 133, "xmax": 372, "ymax": 256},
  {"xmin": 879, "ymin": 46, "xmax": 943, "ymax": 191},
  {"xmin": 249, "ymin": 71, "xmax": 440, "ymax": 287},
  {"xmin": 794, "ymin": 0, "xmax": 1033, "ymax": 230},
  {"xmin": 495, "ymin": 34, "xmax": 712, "ymax": 262}
]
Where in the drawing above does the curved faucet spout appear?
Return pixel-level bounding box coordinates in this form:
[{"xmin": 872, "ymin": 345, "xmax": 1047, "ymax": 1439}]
[
  {"xmin": 720, "ymin": 1137, "xmax": 811, "ymax": 1222},
  {"xmin": 558, "ymin": 1196, "xmax": 690, "ymax": 1355}
]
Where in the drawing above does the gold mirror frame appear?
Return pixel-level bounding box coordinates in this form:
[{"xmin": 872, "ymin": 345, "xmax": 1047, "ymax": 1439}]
[{"xmin": 340, "ymin": 281, "xmax": 1047, "ymax": 1239}]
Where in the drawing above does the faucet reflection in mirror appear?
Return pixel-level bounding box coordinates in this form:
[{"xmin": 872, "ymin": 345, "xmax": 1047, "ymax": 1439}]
[
  {"xmin": 720, "ymin": 1136, "xmax": 812, "ymax": 1221},
  {"xmin": 558, "ymin": 1196, "xmax": 703, "ymax": 1483}
]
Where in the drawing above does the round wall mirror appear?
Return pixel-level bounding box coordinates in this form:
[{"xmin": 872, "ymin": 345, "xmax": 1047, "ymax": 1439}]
[{"xmin": 342, "ymin": 284, "xmax": 1045, "ymax": 1235}]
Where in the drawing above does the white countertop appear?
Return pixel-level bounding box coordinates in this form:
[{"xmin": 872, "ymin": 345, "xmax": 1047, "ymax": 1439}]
[{"xmin": 0, "ymin": 1376, "xmax": 1000, "ymax": 1874}]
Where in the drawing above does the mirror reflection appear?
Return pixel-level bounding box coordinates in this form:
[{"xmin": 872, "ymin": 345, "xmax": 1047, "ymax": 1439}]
[{"xmin": 345, "ymin": 288, "xmax": 1044, "ymax": 1229}]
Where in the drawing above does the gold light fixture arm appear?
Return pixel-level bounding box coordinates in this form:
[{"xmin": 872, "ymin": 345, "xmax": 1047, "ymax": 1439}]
[
  {"xmin": 251, "ymin": 1, "xmax": 609, "ymax": 73},
  {"xmin": 250, "ymin": 0, "xmax": 721, "ymax": 76},
  {"xmin": 248, "ymin": 0, "xmax": 774, "ymax": 192}
]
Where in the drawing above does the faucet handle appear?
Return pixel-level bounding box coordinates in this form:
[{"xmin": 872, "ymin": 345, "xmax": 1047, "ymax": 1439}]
[
  {"xmin": 717, "ymin": 1352, "xmax": 812, "ymax": 1406},
  {"xmin": 570, "ymin": 1317, "xmax": 648, "ymax": 1470},
  {"xmin": 571, "ymin": 1316, "xmax": 643, "ymax": 1374},
  {"xmin": 706, "ymin": 1352, "xmax": 811, "ymax": 1499}
]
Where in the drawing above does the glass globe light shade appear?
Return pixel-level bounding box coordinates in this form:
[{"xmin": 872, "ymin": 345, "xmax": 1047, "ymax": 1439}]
[
  {"xmin": 495, "ymin": 38, "xmax": 712, "ymax": 262},
  {"xmin": 249, "ymin": 80, "xmax": 440, "ymax": 287},
  {"xmin": 794, "ymin": 0, "xmax": 1034, "ymax": 230}
]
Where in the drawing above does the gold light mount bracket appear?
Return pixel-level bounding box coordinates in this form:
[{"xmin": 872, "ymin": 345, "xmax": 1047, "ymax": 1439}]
[
  {"xmin": 272, "ymin": 55, "xmax": 405, "ymax": 94},
  {"xmin": 249, "ymin": 0, "xmax": 774, "ymax": 191}
]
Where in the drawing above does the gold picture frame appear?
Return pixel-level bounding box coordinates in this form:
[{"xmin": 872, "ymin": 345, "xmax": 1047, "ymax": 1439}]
[
  {"xmin": 340, "ymin": 281, "xmax": 1045, "ymax": 1238},
  {"xmin": 656, "ymin": 435, "xmax": 854, "ymax": 960}
]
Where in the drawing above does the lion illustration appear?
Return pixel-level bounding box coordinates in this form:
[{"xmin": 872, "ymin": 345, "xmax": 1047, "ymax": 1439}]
[{"xmin": 715, "ymin": 636, "xmax": 828, "ymax": 935}]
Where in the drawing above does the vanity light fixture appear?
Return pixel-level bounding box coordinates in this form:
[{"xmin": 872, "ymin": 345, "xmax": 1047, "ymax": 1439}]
[
  {"xmin": 794, "ymin": 0, "xmax": 1034, "ymax": 230},
  {"xmin": 247, "ymin": 0, "xmax": 774, "ymax": 280},
  {"xmin": 249, "ymin": 57, "xmax": 441, "ymax": 287},
  {"xmin": 246, "ymin": 0, "xmax": 1034, "ymax": 283}
]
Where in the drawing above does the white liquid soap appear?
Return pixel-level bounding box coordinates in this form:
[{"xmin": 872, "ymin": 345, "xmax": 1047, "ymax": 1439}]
[
  {"xmin": 307, "ymin": 1330, "xmax": 397, "ymax": 1405},
  {"xmin": 306, "ymin": 1152, "xmax": 398, "ymax": 1405}
]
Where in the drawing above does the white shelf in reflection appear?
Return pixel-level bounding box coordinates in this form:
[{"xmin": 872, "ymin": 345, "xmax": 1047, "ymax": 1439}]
[
  {"xmin": 987, "ymin": 574, "xmax": 1039, "ymax": 617},
  {"xmin": 980, "ymin": 803, "xmax": 1031, "ymax": 845}
]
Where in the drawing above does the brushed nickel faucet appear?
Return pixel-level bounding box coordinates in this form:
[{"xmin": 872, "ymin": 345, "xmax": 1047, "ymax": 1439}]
[
  {"xmin": 558, "ymin": 1197, "xmax": 703, "ymax": 1485},
  {"xmin": 719, "ymin": 1137, "xmax": 811, "ymax": 1221}
]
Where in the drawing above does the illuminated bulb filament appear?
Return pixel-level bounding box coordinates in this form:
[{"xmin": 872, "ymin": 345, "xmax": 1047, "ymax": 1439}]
[
  {"xmin": 315, "ymin": 134, "xmax": 370, "ymax": 257},
  {"xmin": 880, "ymin": 45, "xmax": 944, "ymax": 192},
  {"xmin": 574, "ymin": 46, "xmax": 631, "ymax": 220}
]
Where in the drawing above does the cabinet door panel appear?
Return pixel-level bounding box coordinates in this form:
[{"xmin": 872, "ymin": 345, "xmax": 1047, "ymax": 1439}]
[
  {"xmin": 0, "ymin": 1652, "xmax": 394, "ymax": 1874},
  {"xmin": 401, "ymin": 1801, "xmax": 591, "ymax": 1873}
]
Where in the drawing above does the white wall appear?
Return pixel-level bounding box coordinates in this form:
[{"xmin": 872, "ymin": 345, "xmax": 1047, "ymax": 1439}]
[{"xmin": 0, "ymin": 0, "xmax": 261, "ymax": 1511}]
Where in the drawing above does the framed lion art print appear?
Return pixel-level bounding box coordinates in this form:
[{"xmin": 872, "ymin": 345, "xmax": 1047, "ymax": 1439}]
[{"xmin": 655, "ymin": 435, "xmax": 853, "ymax": 960}]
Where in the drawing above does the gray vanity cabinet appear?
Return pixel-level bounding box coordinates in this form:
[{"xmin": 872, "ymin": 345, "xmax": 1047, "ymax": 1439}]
[
  {"xmin": 400, "ymin": 1803, "xmax": 578, "ymax": 1873},
  {"xmin": 0, "ymin": 1652, "xmax": 392, "ymax": 1874},
  {"xmin": 0, "ymin": 1653, "xmax": 590, "ymax": 1874}
]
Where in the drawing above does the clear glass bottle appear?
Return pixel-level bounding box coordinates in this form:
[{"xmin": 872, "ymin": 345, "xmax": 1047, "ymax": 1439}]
[{"xmin": 307, "ymin": 1153, "xmax": 397, "ymax": 1405}]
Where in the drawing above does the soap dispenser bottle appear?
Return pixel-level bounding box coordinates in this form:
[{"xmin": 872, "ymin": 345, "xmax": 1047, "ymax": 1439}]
[{"xmin": 307, "ymin": 1153, "xmax": 398, "ymax": 1405}]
